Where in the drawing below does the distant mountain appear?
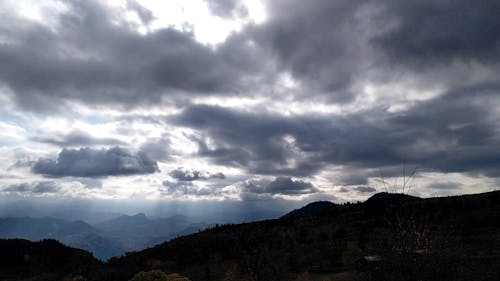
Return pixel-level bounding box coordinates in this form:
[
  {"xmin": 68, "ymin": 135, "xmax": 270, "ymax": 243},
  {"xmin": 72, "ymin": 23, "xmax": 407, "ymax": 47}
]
[
  {"xmin": 96, "ymin": 213, "xmax": 190, "ymax": 238},
  {"xmin": 0, "ymin": 214, "xmax": 209, "ymax": 260},
  {"xmin": 280, "ymin": 201, "xmax": 336, "ymax": 220},
  {"xmin": 0, "ymin": 217, "xmax": 124, "ymax": 260},
  {"xmin": 96, "ymin": 213, "xmax": 209, "ymax": 251},
  {"xmin": 0, "ymin": 217, "xmax": 97, "ymax": 239}
]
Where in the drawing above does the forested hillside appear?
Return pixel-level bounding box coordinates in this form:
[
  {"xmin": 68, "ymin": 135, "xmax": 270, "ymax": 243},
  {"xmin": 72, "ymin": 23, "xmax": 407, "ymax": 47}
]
[{"xmin": 2, "ymin": 191, "xmax": 500, "ymax": 281}]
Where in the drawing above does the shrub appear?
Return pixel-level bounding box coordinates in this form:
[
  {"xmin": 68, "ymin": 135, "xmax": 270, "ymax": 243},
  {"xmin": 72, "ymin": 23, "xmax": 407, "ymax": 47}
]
[{"xmin": 128, "ymin": 270, "xmax": 191, "ymax": 281}]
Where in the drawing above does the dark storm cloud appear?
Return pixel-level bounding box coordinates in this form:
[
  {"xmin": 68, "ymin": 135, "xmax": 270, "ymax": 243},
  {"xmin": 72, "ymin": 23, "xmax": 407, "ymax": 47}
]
[
  {"xmin": 241, "ymin": 177, "xmax": 317, "ymax": 195},
  {"xmin": 239, "ymin": 0, "xmax": 500, "ymax": 102},
  {"xmin": 0, "ymin": 0, "xmax": 267, "ymax": 111},
  {"xmin": 169, "ymin": 167, "xmax": 225, "ymax": 181},
  {"xmin": 3, "ymin": 181, "xmax": 59, "ymax": 194},
  {"xmin": 374, "ymin": 0, "xmax": 500, "ymax": 66},
  {"xmin": 1, "ymin": 0, "xmax": 500, "ymax": 192},
  {"xmin": 32, "ymin": 147, "xmax": 159, "ymax": 178},
  {"xmin": 32, "ymin": 130, "xmax": 125, "ymax": 146},
  {"xmin": 174, "ymin": 104, "xmax": 409, "ymax": 177},
  {"xmin": 264, "ymin": 177, "xmax": 317, "ymax": 194},
  {"xmin": 388, "ymin": 83, "xmax": 500, "ymax": 176},
  {"xmin": 175, "ymin": 82, "xmax": 500, "ymax": 181},
  {"xmin": 2, "ymin": 0, "xmax": 498, "ymax": 112},
  {"xmin": 245, "ymin": 0, "xmax": 377, "ymax": 102},
  {"xmin": 174, "ymin": 104, "xmax": 327, "ymax": 176}
]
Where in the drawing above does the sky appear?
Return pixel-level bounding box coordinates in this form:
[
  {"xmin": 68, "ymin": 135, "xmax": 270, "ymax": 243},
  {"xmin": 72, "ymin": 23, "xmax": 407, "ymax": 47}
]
[{"xmin": 1, "ymin": 0, "xmax": 500, "ymax": 218}]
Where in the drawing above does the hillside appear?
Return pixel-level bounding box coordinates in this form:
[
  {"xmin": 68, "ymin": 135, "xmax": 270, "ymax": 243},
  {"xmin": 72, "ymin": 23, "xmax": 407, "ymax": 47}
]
[
  {"xmin": 280, "ymin": 201, "xmax": 336, "ymax": 220},
  {"xmin": 95, "ymin": 214, "xmax": 209, "ymax": 253},
  {"xmin": 101, "ymin": 191, "xmax": 500, "ymax": 281},
  {"xmin": 0, "ymin": 214, "xmax": 209, "ymax": 260},
  {"xmin": 1, "ymin": 191, "xmax": 500, "ymax": 281},
  {"xmin": 0, "ymin": 239, "xmax": 101, "ymax": 281},
  {"xmin": 0, "ymin": 217, "xmax": 122, "ymax": 260},
  {"xmin": 0, "ymin": 217, "xmax": 98, "ymax": 239}
]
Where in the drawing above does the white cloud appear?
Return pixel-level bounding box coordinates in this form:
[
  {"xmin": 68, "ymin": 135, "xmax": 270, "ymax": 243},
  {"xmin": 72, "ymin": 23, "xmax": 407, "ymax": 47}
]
[{"xmin": 0, "ymin": 121, "xmax": 26, "ymax": 144}]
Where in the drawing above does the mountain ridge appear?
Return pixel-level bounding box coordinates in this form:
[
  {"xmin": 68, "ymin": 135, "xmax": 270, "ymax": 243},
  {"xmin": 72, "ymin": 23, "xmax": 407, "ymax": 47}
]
[
  {"xmin": 1, "ymin": 190, "xmax": 499, "ymax": 280},
  {"xmin": 0, "ymin": 213, "xmax": 209, "ymax": 260},
  {"xmin": 280, "ymin": 200, "xmax": 337, "ymax": 220}
]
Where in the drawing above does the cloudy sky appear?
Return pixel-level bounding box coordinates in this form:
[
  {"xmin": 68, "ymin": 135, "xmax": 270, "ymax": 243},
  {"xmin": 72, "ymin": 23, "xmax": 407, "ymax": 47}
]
[{"xmin": 1, "ymin": 0, "xmax": 499, "ymax": 215}]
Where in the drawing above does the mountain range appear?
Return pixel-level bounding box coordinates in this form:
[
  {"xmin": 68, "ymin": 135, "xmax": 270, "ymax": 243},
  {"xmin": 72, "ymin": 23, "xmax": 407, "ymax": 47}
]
[
  {"xmin": 0, "ymin": 213, "xmax": 209, "ymax": 260},
  {"xmin": 1, "ymin": 191, "xmax": 499, "ymax": 280}
]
